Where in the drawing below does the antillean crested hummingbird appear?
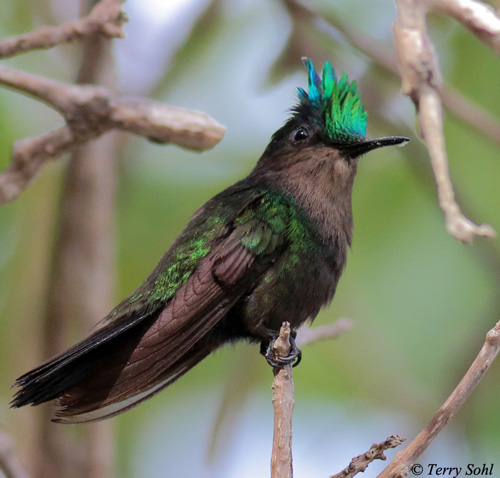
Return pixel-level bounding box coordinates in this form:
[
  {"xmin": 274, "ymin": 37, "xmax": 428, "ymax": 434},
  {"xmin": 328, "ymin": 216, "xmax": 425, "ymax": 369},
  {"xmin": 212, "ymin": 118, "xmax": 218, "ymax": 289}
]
[{"xmin": 12, "ymin": 58, "xmax": 409, "ymax": 423}]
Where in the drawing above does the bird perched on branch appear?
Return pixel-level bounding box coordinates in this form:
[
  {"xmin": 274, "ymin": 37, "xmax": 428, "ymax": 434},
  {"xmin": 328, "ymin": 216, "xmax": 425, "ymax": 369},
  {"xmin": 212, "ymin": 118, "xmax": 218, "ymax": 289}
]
[{"xmin": 11, "ymin": 58, "xmax": 408, "ymax": 423}]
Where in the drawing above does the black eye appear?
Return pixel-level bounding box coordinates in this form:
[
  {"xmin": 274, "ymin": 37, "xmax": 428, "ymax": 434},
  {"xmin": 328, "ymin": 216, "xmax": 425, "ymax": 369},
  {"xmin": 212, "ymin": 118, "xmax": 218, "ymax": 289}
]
[{"xmin": 292, "ymin": 127, "xmax": 309, "ymax": 142}]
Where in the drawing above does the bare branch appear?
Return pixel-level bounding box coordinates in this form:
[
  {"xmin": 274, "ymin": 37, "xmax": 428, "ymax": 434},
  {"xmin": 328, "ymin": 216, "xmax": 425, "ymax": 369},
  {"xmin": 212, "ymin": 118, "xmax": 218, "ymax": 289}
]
[
  {"xmin": 0, "ymin": 65, "xmax": 226, "ymax": 206},
  {"xmin": 284, "ymin": 0, "xmax": 500, "ymax": 148},
  {"xmin": 0, "ymin": 427, "xmax": 31, "ymax": 478},
  {"xmin": 0, "ymin": 66, "xmax": 226, "ymax": 149},
  {"xmin": 378, "ymin": 319, "xmax": 500, "ymax": 478},
  {"xmin": 0, "ymin": 0, "xmax": 126, "ymax": 59},
  {"xmin": 330, "ymin": 435, "xmax": 406, "ymax": 478},
  {"xmin": 295, "ymin": 318, "xmax": 353, "ymax": 347},
  {"xmin": 284, "ymin": 0, "xmax": 498, "ymax": 242},
  {"xmin": 271, "ymin": 322, "xmax": 294, "ymax": 478},
  {"xmin": 419, "ymin": 85, "xmax": 495, "ymax": 242},
  {"xmin": 430, "ymin": 0, "xmax": 500, "ymax": 54},
  {"xmin": 110, "ymin": 97, "xmax": 225, "ymax": 150},
  {"xmin": 393, "ymin": 0, "xmax": 495, "ymax": 243},
  {"xmin": 0, "ymin": 126, "xmax": 74, "ymax": 204}
]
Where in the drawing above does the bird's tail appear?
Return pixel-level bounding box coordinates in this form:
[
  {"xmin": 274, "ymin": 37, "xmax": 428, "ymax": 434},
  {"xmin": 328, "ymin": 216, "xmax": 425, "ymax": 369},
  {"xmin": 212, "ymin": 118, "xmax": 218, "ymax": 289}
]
[
  {"xmin": 55, "ymin": 340, "xmax": 213, "ymax": 424},
  {"xmin": 11, "ymin": 310, "xmax": 218, "ymax": 424}
]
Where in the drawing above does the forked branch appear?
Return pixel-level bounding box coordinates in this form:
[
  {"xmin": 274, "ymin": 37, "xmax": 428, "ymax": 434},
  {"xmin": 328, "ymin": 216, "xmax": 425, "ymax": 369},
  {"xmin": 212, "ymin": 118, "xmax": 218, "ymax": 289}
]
[
  {"xmin": 393, "ymin": 0, "xmax": 497, "ymax": 243},
  {"xmin": 331, "ymin": 435, "xmax": 406, "ymax": 478},
  {"xmin": 378, "ymin": 319, "xmax": 500, "ymax": 477},
  {"xmin": 0, "ymin": 0, "xmax": 126, "ymax": 59},
  {"xmin": 0, "ymin": 66, "xmax": 225, "ymax": 205}
]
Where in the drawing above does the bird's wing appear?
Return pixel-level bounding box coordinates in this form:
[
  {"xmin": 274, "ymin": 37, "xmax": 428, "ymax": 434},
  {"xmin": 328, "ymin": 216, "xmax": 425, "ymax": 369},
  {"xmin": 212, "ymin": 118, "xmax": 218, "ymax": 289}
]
[
  {"xmin": 12, "ymin": 182, "xmax": 264, "ymax": 402},
  {"xmin": 13, "ymin": 193, "xmax": 288, "ymax": 423},
  {"xmin": 53, "ymin": 211, "xmax": 286, "ymax": 422}
]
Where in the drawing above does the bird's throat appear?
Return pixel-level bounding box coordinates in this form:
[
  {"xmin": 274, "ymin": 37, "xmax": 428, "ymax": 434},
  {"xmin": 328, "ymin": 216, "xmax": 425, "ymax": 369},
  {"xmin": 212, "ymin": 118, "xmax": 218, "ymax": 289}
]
[{"xmin": 276, "ymin": 159, "xmax": 355, "ymax": 247}]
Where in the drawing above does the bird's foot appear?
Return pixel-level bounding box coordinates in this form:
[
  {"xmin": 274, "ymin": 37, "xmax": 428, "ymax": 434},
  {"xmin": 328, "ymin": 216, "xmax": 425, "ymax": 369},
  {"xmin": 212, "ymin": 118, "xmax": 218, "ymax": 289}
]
[{"xmin": 262, "ymin": 334, "xmax": 302, "ymax": 368}]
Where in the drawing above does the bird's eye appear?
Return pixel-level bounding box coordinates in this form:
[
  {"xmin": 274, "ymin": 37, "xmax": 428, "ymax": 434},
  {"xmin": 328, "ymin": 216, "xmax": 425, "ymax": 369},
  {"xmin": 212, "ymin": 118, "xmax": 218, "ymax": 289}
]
[{"xmin": 292, "ymin": 127, "xmax": 309, "ymax": 143}]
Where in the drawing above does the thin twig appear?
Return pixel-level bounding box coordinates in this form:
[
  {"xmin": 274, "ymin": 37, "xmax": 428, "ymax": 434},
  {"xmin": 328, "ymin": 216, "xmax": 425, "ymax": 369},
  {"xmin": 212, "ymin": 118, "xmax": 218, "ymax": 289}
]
[
  {"xmin": 377, "ymin": 319, "xmax": 500, "ymax": 478},
  {"xmin": 271, "ymin": 322, "xmax": 294, "ymax": 478},
  {"xmin": 0, "ymin": 65, "xmax": 225, "ymax": 206},
  {"xmin": 284, "ymin": 0, "xmax": 499, "ymax": 241},
  {"xmin": 440, "ymin": 88, "xmax": 500, "ymax": 148},
  {"xmin": 0, "ymin": 427, "xmax": 31, "ymax": 478},
  {"xmin": 0, "ymin": 0, "xmax": 126, "ymax": 59},
  {"xmin": 330, "ymin": 435, "xmax": 406, "ymax": 478},
  {"xmin": 33, "ymin": 6, "xmax": 117, "ymax": 477},
  {"xmin": 295, "ymin": 318, "xmax": 353, "ymax": 347},
  {"xmin": 393, "ymin": 0, "xmax": 495, "ymax": 243},
  {"xmin": 284, "ymin": 0, "xmax": 500, "ymax": 148}
]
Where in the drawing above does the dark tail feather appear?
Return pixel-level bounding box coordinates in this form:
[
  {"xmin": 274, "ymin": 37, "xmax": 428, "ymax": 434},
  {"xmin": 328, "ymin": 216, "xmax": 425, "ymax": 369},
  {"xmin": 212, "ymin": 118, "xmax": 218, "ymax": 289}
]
[
  {"xmin": 53, "ymin": 341, "xmax": 213, "ymax": 423},
  {"xmin": 11, "ymin": 251, "xmax": 244, "ymax": 422},
  {"xmin": 11, "ymin": 314, "xmax": 157, "ymax": 409},
  {"xmin": 11, "ymin": 307, "xmax": 220, "ymax": 423}
]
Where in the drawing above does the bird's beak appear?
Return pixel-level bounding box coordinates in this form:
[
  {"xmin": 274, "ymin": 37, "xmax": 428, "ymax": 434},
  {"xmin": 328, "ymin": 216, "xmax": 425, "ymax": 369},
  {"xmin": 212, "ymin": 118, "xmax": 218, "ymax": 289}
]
[{"xmin": 339, "ymin": 136, "xmax": 410, "ymax": 157}]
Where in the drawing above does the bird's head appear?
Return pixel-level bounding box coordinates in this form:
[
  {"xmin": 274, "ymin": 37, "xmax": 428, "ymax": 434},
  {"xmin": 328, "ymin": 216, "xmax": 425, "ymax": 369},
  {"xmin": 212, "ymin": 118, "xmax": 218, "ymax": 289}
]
[{"xmin": 253, "ymin": 58, "xmax": 409, "ymax": 180}]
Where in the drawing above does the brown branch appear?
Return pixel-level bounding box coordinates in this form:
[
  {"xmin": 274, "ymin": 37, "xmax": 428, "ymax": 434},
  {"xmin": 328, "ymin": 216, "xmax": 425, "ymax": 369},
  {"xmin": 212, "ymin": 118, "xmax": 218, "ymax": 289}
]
[
  {"xmin": 393, "ymin": 0, "xmax": 495, "ymax": 243},
  {"xmin": 296, "ymin": 318, "xmax": 353, "ymax": 347},
  {"xmin": 430, "ymin": 0, "xmax": 500, "ymax": 54},
  {"xmin": 377, "ymin": 318, "xmax": 500, "ymax": 478},
  {"xmin": 282, "ymin": 0, "xmax": 500, "ymax": 242},
  {"xmin": 271, "ymin": 322, "xmax": 294, "ymax": 478},
  {"xmin": 284, "ymin": 0, "xmax": 500, "ymax": 149},
  {"xmin": 330, "ymin": 435, "xmax": 406, "ymax": 478},
  {"xmin": 35, "ymin": 19, "xmax": 117, "ymax": 478},
  {"xmin": 284, "ymin": 0, "xmax": 498, "ymax": 242},
  {"xmin": 269, "ymin": 319, "xmax": 355, "ymax": 478},
  {"xmin": 0, "ymin": 0, "xmax": 126, "ymax": 59},
  {"xmin": 0, "ymin": 65, "xmax": 226, "ymax": 206},
  {"xmin": 0, "ymin": 428, "xmax": 31, "ymax": 478}
]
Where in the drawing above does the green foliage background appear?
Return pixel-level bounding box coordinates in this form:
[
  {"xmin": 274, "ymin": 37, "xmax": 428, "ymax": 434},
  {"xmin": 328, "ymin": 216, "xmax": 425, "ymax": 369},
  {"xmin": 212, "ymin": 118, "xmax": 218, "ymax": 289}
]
[{"xmin": 0, "ymin": 0, "xmax": 499, "ymax": 476}]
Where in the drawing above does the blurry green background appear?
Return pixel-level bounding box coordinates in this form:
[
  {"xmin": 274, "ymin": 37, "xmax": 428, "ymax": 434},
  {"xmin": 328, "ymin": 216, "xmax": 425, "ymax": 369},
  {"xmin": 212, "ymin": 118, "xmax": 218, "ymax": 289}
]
[{"xmin": 0, "ymin": 0, "xmax": 499, "ymax": 476}]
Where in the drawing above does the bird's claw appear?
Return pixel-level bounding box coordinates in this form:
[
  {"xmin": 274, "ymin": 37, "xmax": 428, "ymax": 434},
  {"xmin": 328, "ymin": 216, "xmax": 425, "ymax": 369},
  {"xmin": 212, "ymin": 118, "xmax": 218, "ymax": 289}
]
[{"xmin": 263, "ymin": 334, "xmax": 302, "ymax": 368}]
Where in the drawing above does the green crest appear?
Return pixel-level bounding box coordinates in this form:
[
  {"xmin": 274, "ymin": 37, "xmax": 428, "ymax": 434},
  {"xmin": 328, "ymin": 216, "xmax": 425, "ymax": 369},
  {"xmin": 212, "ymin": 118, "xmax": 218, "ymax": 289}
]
[{"xmin": 298, "ymin": 58, "xmax": 367, "ymax": 143}]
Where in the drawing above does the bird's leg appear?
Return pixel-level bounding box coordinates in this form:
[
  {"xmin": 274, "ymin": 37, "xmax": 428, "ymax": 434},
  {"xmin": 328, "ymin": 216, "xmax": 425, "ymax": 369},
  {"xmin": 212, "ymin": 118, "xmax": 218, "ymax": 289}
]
[{"xmin": 261, "ymin": 332, "xmax": 302, "ymax": 368}]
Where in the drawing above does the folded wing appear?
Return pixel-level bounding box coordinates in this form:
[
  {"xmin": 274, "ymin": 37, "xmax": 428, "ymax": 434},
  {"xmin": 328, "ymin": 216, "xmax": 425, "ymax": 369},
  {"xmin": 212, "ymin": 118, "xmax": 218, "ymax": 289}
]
[{"xmin": 12, "ymin": 200, "xmax": 285, "ymax": 423}]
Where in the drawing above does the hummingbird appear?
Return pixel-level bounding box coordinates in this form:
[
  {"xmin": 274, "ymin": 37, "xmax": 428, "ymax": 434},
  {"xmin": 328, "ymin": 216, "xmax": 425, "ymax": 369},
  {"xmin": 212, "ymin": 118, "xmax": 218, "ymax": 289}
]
[{"xmin": 11, "ymin": 58, "xmax": 409, "ymax": 423}]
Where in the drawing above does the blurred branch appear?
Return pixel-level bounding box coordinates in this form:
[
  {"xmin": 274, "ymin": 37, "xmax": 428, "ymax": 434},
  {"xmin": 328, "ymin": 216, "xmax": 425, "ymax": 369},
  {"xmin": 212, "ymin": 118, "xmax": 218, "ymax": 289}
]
[
  {"xmin": 378, "ymin": 319, "xmax": 500, "ymax": 478},
  {"xmin": 207, "ymin": 352, "xmax": 259, "ymax": 461},
  {"xmin": 35, "ymin": 13, "xmax": 117, "ymax": 478},
  {"xmin": 394, "ymin": 0, "xmax": 496, "ymax": 243},
  {"xmin": 296, "ymin": 318, "xmax": 353, "ymax": 347},
  {"xmin": 0, "ymin": 428, "xmax": 31, "ymax": 478},
  {"xmin": 330, "ymin": 435, "xmax": 406, "ymax": 478},
  {"xmin": 283, "ymin": 0, "xmax": 499, "ymax": 242},
  {"xmin": 430, "ymin": 0, "xmax": 500, "ymax": 54},
  {"xmin": 0, "ymin": 0, "xmax": 126, "ymax": 59},
  {"xmin": 271, "ymin": 322, "xmax": 294, "ymax": 478},
  {"xmin": 440, "ymin": 88, "xmax": 500, "ymax": 148},
  {"xmin": 283, "ymin": 0, "xmax": 500, "ymax": 149},
  {"xmin": 0, "ymin": 65, "xmax": 226, "ymax": 206}
]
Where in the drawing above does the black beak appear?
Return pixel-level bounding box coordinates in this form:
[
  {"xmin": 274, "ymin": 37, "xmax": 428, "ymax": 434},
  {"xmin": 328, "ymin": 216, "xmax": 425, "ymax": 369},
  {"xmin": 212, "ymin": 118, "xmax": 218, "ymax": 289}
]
[{"xmin": 339, "ymin": 136, "xmax": 410, "ymax": 157}]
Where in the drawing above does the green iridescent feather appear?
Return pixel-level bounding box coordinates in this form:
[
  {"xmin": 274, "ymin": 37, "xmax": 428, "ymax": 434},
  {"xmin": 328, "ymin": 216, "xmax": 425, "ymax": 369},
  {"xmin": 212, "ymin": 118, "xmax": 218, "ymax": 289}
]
[
  {"xmin": 298, "ymin": 58, "xmax": 367, "ymax": 143},
  {"xmin": 109, "ymin": 187, "xmax": 317, "ymax": 317}
]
